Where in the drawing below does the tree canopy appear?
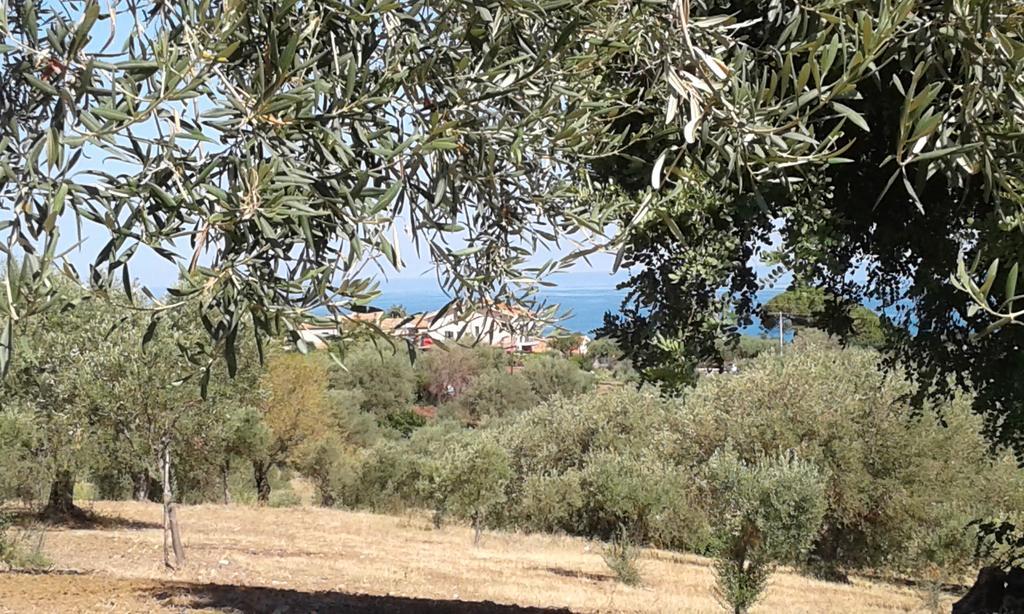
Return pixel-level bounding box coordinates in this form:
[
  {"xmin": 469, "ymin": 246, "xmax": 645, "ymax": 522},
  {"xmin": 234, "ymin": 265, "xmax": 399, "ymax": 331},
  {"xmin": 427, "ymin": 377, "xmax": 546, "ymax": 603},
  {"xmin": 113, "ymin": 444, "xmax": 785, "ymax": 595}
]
[
  {"xmin": 589, "ymin": 0, "xmax": 1024, "ymax": 450},
  {"xmin": 3, "ymin": 0, "xmax": 1023, "ymax": 453},
  {"xmin": 759, "ymin": 287, "xmax": 885, "ymax": 349},
  {"xmin": 0, "ymin": 0, "xmax": 626, "ymax": 378}
]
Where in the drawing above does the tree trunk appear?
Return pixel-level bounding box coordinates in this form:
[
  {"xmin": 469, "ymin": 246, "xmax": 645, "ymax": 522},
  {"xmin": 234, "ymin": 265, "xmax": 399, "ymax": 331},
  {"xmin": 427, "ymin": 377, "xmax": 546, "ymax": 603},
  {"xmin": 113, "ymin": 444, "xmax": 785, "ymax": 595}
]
[
  {"xmin": 253, "ymin": 460, "xmax": 271, "ymax": 505},
  {"xmin": 133, "ymin": 470, "xmax": 151, "ymax": 502},
  {"xmin": 42, "ymin": 469, "xmax": 84, "ymax": 520},
  {"xmin": 472, "ymin": 513, "xmax": 483, "ymax": 546},
  {"xmin": 221, "ymin": 459, "xmax": 231, "ymax": 505},
  {"xmin": 161, "ymin": 442, "xmax": 185, "ymax": 570}
]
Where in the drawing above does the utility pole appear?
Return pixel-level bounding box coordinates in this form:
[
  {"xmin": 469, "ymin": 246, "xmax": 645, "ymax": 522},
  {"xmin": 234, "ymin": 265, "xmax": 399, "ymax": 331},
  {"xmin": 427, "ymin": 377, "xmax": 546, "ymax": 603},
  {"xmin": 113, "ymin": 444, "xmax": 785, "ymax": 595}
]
[{"xmin": 778, "ymin": 311, "xmax": 784, "ymax": 353}]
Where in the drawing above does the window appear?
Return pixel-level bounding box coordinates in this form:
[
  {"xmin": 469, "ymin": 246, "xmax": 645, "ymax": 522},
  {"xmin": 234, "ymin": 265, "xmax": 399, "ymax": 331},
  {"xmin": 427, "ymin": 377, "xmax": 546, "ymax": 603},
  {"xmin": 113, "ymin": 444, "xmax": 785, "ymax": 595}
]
[{"xmin": 444, "ymin": 330, "xmax": 454, "ymax": 339}]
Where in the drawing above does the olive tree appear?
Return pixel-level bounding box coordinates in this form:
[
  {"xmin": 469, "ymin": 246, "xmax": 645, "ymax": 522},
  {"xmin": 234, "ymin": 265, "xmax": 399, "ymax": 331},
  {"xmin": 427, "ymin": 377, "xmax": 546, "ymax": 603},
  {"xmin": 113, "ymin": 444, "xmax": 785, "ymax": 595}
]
[
  {"xmin": 419, "ymin": 434, "xmax": 511, "ymax": 545},
  {"xmin": 0, "ymin": 0, "xmax": 628, "ymax": 382},
  {"xmin": 704, "ymin": 450, "xmax": 827, "ymax": 614},
  {"xmin": 578, "ymin": 0, "xmax": 1024, "ymax": 455}
]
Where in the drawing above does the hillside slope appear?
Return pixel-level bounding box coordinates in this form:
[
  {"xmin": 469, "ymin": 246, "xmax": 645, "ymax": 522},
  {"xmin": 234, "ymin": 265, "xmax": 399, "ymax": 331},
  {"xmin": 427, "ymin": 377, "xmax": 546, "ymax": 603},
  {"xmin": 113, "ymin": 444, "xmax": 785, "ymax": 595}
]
[{"xmin": 0, "ymin": 501, "xmax": 951, "ymax": 613}]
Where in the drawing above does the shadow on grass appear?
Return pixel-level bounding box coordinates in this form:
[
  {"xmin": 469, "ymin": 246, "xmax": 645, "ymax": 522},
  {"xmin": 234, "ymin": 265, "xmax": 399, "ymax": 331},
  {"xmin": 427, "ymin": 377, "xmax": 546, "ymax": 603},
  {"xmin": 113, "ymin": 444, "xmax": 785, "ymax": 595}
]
[
  {"xmin": 152, "ymin": 582, "xmax": 576, "ymax": 613},
  {"xmin": 540, "ymin": 566, "xmax": 612, "ymax": 583},
  {"xmin": 3, "ymin": 508, "xmax": 162, "ymax": 531},
  {"xmin": 855, "ymin": 571, "xmax": 969, "ymax": 596}
]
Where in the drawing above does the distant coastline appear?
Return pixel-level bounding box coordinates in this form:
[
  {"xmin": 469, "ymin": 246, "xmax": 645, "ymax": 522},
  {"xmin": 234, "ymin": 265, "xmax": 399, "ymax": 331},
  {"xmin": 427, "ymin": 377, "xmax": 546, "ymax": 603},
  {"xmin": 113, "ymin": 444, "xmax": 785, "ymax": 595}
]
[{"xmin": 365, "ymin": 273, "xmax": 790, "ymax": 338}]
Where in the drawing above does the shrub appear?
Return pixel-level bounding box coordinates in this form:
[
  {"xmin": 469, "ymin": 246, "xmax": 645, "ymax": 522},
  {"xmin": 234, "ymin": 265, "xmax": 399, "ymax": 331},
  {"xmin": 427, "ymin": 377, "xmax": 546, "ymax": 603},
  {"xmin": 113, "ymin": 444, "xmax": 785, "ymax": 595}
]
[
  {"xmin": 0, "ymin": 409, "xmax": 46, "ymax": 504},
  {"xmin": 419, "ymin": 434, "xmax": 512, "ymax": 544},
  {"xmin": 269, "ymin": 488, "xmax": 302, "ymax": 508},
  {"xmin": 518, "ymin": 472, "xmax": 585, "ymax": 533},
  {"xmin": 0, "ymin": 513, "xmax": 50, "ymax": 571},
  {"xmin": 704, "ymin": 450, "xmax": 827, "ymax": 614},
  {"xmin": 449, "ymin": 370, "xmax": 537, "ymax": 423},
  {"xmin": 498, "ymin": 387, "xmax": 684, "ymax": 478},
  {"xmin": 520, "ymin": 355, "xmax": 594, "ymax": 401},
  {"xmin": 577, "ymin": 450, "xmax": 706, "ymax": 551},
  {"xmin": 380, "ymin": 408, "xmax": 427, "ymax": 437},
  {"xmin": 497, "ymin": 389, "xmax": 705, "ymax": 548},
  {"xmin": 602, "ymin": 526, "xmax": 642, "ymax": 586},
  {"xmin": 416, "ymin": 345, "xmax": 483, "ymax": 404},
  {"xmin": 329, "ymin": 342, "xmax": 416, "ymax": 415},
  {"xmin": 680, "ymin": 335, "xmax": 1024, "ymax": 577},
  {"xmin": 586, "ymin": 338, "xmax": 622, "ymax": 363}
]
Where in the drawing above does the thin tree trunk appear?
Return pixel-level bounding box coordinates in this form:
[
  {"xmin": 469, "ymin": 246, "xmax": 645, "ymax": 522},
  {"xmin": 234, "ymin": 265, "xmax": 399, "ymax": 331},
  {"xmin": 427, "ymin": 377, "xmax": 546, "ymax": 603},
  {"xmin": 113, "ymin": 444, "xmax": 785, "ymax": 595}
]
[
  {"xmin": 253, "ymin": 460, "xmax": 271, "ymax": 505},
  {"xmin": 473, "ymin": 514, "xmax": 483, "ymax": 546},
  {"xmin": 133, "ymin": 470, "xmax": 150, "ymax": 502},
  {"xmin": 221, "ymin": 459, "xmax": 231, "ymax": 505},
  {"xmin": 161, "ymin": 441, "xmax": 185, "ymax": 570}
]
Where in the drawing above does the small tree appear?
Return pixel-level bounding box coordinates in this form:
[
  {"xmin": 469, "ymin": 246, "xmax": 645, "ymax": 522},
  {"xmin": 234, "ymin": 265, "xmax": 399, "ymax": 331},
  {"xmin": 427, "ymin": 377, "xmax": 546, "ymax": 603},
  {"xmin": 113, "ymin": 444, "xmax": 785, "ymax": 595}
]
[
  {"xmin": 450, "ymin": 370, "xmax": 538, "ymax": 423},
  {"xmin": 547, "ymin": 334, "xmax": 584, "ymax": 358},
  {"xmin": 703, "ymin": 450, "xmax": 826, "ymax": 614},
  {"xmin": 383, "ymin": 305, "xmax": 408, "ymax": 319},
  {"xmin": 329, "ymin": 343, "xmax": 416, "ymax": 416},
  {"xmin": 248, "ymin": 352, "xmax": 331, "ymax": 504},
  {"xmin": 420, "ymin": 436, "xmax": 511, "ymax": 545},
  {"xmin": 521, "ymin": 355, "xmax": 594, "ymax": 401},
  {"xmin": 416, "ymin": 345, "xmax": 484, "ymax": 404}
]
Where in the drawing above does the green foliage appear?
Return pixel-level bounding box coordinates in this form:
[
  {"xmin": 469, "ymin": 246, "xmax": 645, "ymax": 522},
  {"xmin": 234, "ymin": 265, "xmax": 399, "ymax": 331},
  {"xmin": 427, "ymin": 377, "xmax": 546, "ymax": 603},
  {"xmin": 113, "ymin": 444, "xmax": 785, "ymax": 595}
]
[
  {"xmin": 547, "ymin": 334, "xmax": 584, "ymax": 357},
  {"xmin": 602, "ymin": 526, "xmax": 642, "ymax": 586},
  {"xmin": 583, "ymin": 0, "xmax": 1024, "ymax": 457},
  {"xmin": 383, "ymin": 305, "xmax": 408, "ymax": 319},
  {"xmin": 0, "ymin": 409, "xmax": 45, "ymax": 504},
  {"xmin": 380, "ymin": 409, "xmax": 427, "ymax": 438},
  {"xmin": 704, "ymin": 450, "xmax": 827, "ymax": 614},
  {"xmin": 415, "ymin": 345, "xmax": 490, "ymax": 404},
  {"xmin": 330, "ymin": 343, "xmax": 416, "ymax": 416},
  {"xmin": 0, "ymin": 0, "xmax": 626, "ymax": 378},
  {"xmin": 716, "ymin": 336, "xmax": 776, "ymax": 363},
  {"xmin": 497, "ymin": 388, "xmax": 706, "ymax": 549},
  {"xmin": 419, "ymin": 434, "xmax": 511, "ymax": 541},
  {"xmin": 520, "ymin": 355, "xmax": 595, "ymax": 401},
  {"xmin": 0, "ymin": 513, "xmax": 51, "ymax": 571},
  {"xmin": 269, "ymin": 489, "xmax": 302, "ymax": 509},
  {"xmin": 586, "ymin": 338, "xmax": 622, "ymax": 362},
  {"xmin": 682, "ymin": 336, "xmax": 1024, "ymax": 576},
  {"xmin": 760, "ymin": 288, "xmax": 887, "ymax": 349},
  {"xmin": 448, "ymin": 370, "xmax": 537, "ymax": 423},
  {"xmin": 577, "ymin": 451, "xmax": 703, "ymax": 551}
]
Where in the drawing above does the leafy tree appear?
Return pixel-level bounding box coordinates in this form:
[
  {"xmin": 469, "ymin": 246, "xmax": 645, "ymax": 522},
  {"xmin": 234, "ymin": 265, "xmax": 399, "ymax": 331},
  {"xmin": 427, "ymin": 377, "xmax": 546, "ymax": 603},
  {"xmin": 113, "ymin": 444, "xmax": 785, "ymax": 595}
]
[
  {"xmin": 329, "ymin": 343, "xmax": 416, "ymax": 417},
  {"xmin": 448, "ymin": 370, "xmax": 537, "ymax": 423},
  {"xmin": 581, "ymin": 0, "xmax": 1024, "ymax": 458},
  {"xmin": 715, "ymin": 336, "xmax": 775, "ymax": 364},
  {"xmin": 704, "ymin": 450, "xmax": 827, "ymax": 614},
  {"xmin": 586, "ymin": 338, "xmax": 623, "ymax": 363},
  {"xmin": 682, "ymin": 334, "xmax": 1024, "ymax": 578},
  {"xmin": 383, "ymin": 305, "xmax": 408, "ymax": 319},
  {"xmin": 0, "ymin": 407, "xmax": 45, "ymax": 504},
  {"xmin": 415, "ymin": 345, "xmax": 486, "ymax": 404},
  {"xmin": 0, "ymin": 0, "xmax": 623, "ymax": 375},
  {"xmin": 547, "ymin": 334, "xmax": 584, "ymax": 358},
  {"xmin": 419, "ymin": 435, "xmax": 512, "ymax": 545},
  {"xmin": 2, "ymin": 279, "xmax": 119, "ymax": 519},
  {"xmin": 520, "ymin": 355, "xmax": 594, "ymax": 401},
  {"xmin": 759, "ymin": 287, "xmax": 886, "ymax": 349},
  {"xmin": 87, "ymin": 301, "xmax": 263, "ymax": 568},
  {"xmin": 247, "ymin": 352, "xmax": 331, "ymax": 504}
]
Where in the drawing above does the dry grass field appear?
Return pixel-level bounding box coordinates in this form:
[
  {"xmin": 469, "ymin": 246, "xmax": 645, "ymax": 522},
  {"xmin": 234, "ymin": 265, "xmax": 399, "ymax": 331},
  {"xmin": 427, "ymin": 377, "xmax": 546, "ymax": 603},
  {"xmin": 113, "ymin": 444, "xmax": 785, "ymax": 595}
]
[{"xmin": 0, "ymin": 501, "xmax": 955, "ymax": 613}]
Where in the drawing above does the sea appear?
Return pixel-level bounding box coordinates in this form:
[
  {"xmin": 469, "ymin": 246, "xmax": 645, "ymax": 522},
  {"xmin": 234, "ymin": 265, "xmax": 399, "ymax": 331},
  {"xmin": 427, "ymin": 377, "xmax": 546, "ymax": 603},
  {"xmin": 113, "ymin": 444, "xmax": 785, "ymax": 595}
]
[{"xmin": 370, "ymin": 272, "xmax": 790, "ymax": 338}]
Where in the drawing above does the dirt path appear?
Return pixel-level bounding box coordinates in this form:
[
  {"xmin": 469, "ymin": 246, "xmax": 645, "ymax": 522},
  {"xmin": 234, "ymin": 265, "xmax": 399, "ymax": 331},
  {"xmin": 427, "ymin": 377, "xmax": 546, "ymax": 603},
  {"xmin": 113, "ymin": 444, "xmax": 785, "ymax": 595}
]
[{"xmin": 0, "ymin": 501, "xmax": 951, "ymax": 613}]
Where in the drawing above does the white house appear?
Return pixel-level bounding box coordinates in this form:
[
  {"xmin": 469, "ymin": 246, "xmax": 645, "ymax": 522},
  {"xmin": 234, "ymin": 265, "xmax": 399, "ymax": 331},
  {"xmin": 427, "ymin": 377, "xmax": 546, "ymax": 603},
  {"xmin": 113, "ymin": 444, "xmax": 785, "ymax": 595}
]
[
  {"xmin": 296, "ymin": 302, "xmax": 549, "ymax": 353},
  {"xmin": 420, "ymin": 303, "xmax": 545, "ymax": 352}
]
